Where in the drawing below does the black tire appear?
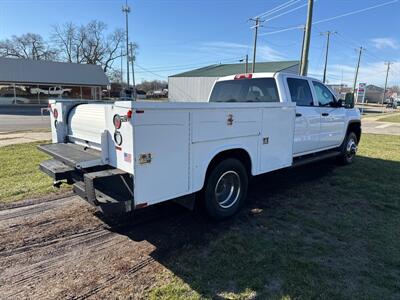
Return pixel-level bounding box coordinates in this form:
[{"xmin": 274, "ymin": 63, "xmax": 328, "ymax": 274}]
[
  {"xmin": 337, "ymin": 131, "xmax": 358, "ymax": 165},
  {"xmin": 203, "ymin": 158, "xmax": 248, "ymax": 220}
]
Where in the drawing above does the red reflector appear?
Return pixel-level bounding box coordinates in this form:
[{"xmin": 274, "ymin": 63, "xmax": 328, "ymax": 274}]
[
  {"xmin": 115, "ymin": 146, "xmax": 122, "ymax": 151},
  {"xmin": 234, "ymin": 73, "xmax": 253, "ymax": 80},
  {"xmin": 127, "ymin": 109, "xmax": 133, "ymax": 119},
  {"xmin": 53, "ymin": 108, "xmax": 58, "ymax": 119},
  {"xmin": 113, "ymin": 114, "xmax": 122, "ymax": 129},
  {"xmin": 135, "ymin": 203, "xmax": 148, "ymax": 209}
]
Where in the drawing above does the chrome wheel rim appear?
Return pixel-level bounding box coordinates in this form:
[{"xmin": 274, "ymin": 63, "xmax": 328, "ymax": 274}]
[
  {"xmin": 215, "ymin": 171, "xmax": 241, "ymax": 209},
  {"xmin": 346, "ymin": 137, "xmax": 357, "ymax": 159}
]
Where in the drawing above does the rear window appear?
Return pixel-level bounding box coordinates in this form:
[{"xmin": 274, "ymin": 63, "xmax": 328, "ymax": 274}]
[{"xmin": 209, "ymin": 78, "xmax": 280, "ymax": 103}]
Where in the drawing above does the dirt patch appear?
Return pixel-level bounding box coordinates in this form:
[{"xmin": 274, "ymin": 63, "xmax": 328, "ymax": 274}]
[{"xmin": 0, "ymin": 195, "xmax": 195, "ymax": 299}]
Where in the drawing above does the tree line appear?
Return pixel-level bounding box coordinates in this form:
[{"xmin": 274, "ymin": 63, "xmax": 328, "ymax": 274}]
[{"xmin": 0, "ymin": 20, "xmax": 136, "ymax": 75}]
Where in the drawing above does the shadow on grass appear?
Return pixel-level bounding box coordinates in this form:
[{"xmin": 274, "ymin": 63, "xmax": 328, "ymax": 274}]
[{"xmin": 108, "ymin": 156, "xmax": 400, "ymax": 299}]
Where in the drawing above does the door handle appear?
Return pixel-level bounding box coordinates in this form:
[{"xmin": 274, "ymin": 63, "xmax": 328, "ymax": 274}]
[
  {"xmin": 296, "ymin": 113, "xmax": 302, "ymax": 117},
  {"xmin": 322, "ymin": 113, "xmax": 329, "ymax": 116}
]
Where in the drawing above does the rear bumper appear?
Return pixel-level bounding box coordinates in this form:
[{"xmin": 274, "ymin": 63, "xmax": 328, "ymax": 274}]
[{"xmin": 38, "ymin": 143, "xmax": 134, "ymax": 215}]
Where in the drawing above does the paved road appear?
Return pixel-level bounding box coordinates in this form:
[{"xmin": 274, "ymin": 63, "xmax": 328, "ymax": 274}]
[{"xmin": 0, "ymin": 105, "xmax": 50, "ymax": 132}]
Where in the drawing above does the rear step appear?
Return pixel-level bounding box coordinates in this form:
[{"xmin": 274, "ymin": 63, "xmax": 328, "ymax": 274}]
[
  {"xmin": 293, "ymin": 150, "xmax": 340, "ymax": 168},
  {"xmin": 74, "ymin": 169, "xmax": 134, "ymax": 214},
  {"xmin": 38, "ymin": 143, "xmax": 103, "ymax": 169},
  {"xmin": 40, "ymin": 159, "xmax": 75, "ymax": 181}
]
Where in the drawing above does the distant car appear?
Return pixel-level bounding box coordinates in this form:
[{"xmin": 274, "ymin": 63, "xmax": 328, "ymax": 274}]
[
  {"xmin": 30, "ymin": 86, "xmax": 72, "ymax": 97},
  {"xmin": 136, "ymin": 89, "xmax": 146, "ymax": 100},
  {"xmin": 120, "ymin": 88, "xmax": 147, "ymax": 100},
  {"xmin": 0, "ymin": 95, "xmax": 30, "ymax": 104}
]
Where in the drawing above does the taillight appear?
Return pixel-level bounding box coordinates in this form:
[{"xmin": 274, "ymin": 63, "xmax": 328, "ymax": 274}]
[
  {"xmin": 113, "ymin": 114, "xmax": 122, "ymax": 129},
  {"xmin": 234, "ymin": 73, "xmax": 253, "ymax": 80},
  {"xmin": 53, "ymin": 108, "xmax": 59, "ymax": 119}
]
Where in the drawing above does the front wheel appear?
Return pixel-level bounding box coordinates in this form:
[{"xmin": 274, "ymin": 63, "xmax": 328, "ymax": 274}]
[
  {"xmin": 203, "ymin": 159, "xmax": 248, "ymax": 220},
  {"xmin": 337, "ymin": 132, "xmax": 358, "ymax": 165}
]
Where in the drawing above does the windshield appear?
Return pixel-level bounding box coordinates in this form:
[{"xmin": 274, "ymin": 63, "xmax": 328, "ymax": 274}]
[{"xmin": 209, "ymin": 78, "xmax": 280, "ymax": 103}]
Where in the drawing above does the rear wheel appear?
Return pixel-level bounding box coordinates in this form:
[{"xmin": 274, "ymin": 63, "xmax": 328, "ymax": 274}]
[
  {"xmin": 203, "ymin": 159, "xmax": 248, "ymax": 220},
  {"xmin": 337, "ymin": 132, "xmax": 358, "ymax": 165}
]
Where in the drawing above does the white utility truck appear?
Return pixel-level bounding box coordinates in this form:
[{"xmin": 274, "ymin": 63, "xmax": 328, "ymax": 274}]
[{"xmin": 38, "ymin": 72, "xmax": 361, "ymax": 219}]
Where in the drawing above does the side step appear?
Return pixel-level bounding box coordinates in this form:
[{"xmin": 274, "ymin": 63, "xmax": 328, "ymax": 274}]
[
  {"xmin": 40, "ymin": 159, "xmax": 75, "ymax": 181},
  {"xmin": 292, "ymin": 150, "xmax": 340, "ymax": 168}
]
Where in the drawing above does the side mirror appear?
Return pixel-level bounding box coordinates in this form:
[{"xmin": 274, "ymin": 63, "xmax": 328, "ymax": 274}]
[{"xmin": 344, "ymin": 92, "xmax": 355, "ymax": 108}]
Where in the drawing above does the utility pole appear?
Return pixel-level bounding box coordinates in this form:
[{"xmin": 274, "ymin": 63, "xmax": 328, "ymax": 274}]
[
  {"xmin": 129, "ymin": 42, "xmax": 136, "ymax": 99},
  {"xmin": 352, "ymin": 46, "xmax": 364, "ymax": 100},
  {"xmin": 300, "ymin": 0, "xmax": 314, "ymax": 76},
  {"xmin": 382, "ymin": 61, "xmax": 393, "ymax": 105},
  {"xmin": 321, "ymin": 31, "xmax": 337, "ymax": 83},
  {"xmin": 239, "ymin": 55, "xmax": 249, "ymax": 73},
  {"xmin": 299, "ymin": 25, "xmax": 306, "ymax": 74},
  {"xmin": 250, "ymin": 17, "xmax": 262, "ymax": 73},
  {"xmin": 120, "ymin": 45, "xmax": 124, "ymax": 84},
  {"xmin": 122, "ymin": 0, "xmax": 130, "ymax": 88}
]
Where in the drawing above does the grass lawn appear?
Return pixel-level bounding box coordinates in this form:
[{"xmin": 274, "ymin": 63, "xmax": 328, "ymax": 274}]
[
  {"xmin": 149, "ymin": 134, "xmax": 400, "ymax": 299},
  {"xmin": 378, "ymin": 114, "xmax": 400, "ymax": 123},
  {"xmin": 0, "ymin": 141, "xmax": 69, "ymax": 203}
]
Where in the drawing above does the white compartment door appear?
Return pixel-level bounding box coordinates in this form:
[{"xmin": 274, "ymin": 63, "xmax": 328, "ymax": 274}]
[
  {"xmin": 259, "ymin": 107, "xmax": 295, "ymax": 173},
  {"xmin": 133, "ymin": 110, "xmax": 190, "ymax": 206}
]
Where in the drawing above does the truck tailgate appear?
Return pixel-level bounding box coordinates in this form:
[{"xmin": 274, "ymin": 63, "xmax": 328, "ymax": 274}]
[{"xmin": 38, "ymin": 143, "xmax": 103, "ymax": 169}]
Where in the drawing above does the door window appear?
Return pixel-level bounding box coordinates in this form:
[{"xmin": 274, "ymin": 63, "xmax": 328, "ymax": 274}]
[
  {"xmin": 287, "ymin": 78, "xmax": 314, "ymax": 106},
  {"xmin": 313, "ymin": 81, "xmax": 335, "ymax": 106}
]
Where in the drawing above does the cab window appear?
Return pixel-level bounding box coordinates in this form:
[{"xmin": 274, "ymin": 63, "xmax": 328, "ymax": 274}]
[
  {"xmin": 313, "ymin": 81, "xmax": 336, "ymax": 106},
  {"xmin": 287, "ymin": 78, "xmax": 314, "ymax": 106},
  {"xmin": 209, "ymin": 78, "xmax": 280, "ymax": 103}
]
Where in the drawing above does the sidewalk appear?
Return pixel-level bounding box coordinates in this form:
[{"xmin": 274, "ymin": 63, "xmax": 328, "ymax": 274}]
[
  {"xmin": 361, "ymin": 112, "xmax": 400, "ymax": 136},
  {"xmin": 0, "ymin": 131, "xmax": 51, "ymax": 147}
]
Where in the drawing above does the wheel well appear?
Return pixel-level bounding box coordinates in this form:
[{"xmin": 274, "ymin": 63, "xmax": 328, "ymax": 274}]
[
  {"xmin": 347, "ymin": 122, "xmax": 361, "ymax": 143},
  {"xmin": 205, "ymin": 149, "xmax": 252, "ymax": 180}
]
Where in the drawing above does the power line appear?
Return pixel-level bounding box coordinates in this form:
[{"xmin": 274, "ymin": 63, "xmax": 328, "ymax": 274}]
[
  {"xmin": 263, "ymin": 2, "xmax": 308, "ymax": 22},
  {"xmin": 260, "ymin": 0, "xmax": 399, "ymax": 36},
  {"xmin": 255, "ymin": 0, "xmax": 303, "ymax": 19},
  {"xmin": 132, "ymin": 56, "xmax": 243, "ymax": 73},
  {"xmin": 313, "ymin": 0, "xmax": 399, "ymax": 25}
]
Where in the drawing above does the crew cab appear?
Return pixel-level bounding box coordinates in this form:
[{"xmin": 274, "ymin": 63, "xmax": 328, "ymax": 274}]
[{"xmin": 38, "ymin": 72, "xmax": 361, "ymax": 220}]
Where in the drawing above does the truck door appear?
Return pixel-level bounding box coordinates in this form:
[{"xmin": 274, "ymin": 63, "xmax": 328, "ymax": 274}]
[
  {"xmin": 311, "ymin": 81, "xmax": 346, "ymax": 149},
  {"xmin": 286, "ymin": 77, "xmax": 320, "ymax": 155}
]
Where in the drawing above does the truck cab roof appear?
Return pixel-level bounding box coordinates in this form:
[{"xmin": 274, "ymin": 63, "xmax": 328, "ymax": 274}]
[{"xmin": 216, "ymin": 72, "xmax": 320, "ymax": 83}]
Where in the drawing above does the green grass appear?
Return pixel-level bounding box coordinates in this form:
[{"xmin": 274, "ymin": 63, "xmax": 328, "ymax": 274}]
[
  {"xmin": 0, "ymin": 141, "xmax": 69, "ymax": 203},
  {"xmin": 378, "ymin": 114, "xmax": 400, "ymax": 123},
  {"xmin": 149, "ymin": 134, "xmax": 400, "ymax": 300}
]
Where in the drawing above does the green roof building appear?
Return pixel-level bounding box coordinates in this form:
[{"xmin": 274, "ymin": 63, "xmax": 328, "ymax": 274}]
[{"xmin": 168, "ymin": 61, "xmax": 300, "ymax": 101}]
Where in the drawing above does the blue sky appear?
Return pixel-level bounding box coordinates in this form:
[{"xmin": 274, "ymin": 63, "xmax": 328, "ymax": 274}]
[{"xmin": 0, "ymin": 0, "xmax": 399, "ymax": 86}]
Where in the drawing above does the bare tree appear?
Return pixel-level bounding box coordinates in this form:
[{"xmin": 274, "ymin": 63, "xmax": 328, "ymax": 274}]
[
  {"xmin": 0, "ymin": 33, "xmax": 57, "ymax": 60},
  {"xmin": 51, "ymin": 23, "xmax": 80, "ymax": 63},
  {"xmin": 136, "ymin": 80, "xmax": 168, "ymax": 93},
  {"xmin": 108, "ymin": 69, "xmax": 123, "ymax": 83},
  {"xmin": 52, "ymin": 20, "xmax": 134, "ymax": 73}
]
